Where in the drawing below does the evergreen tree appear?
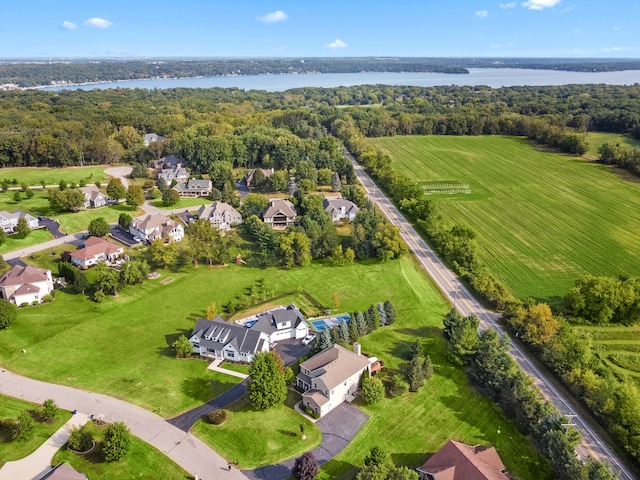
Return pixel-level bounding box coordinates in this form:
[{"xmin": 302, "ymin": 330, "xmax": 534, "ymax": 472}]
[
  {"xmin": 103, "ymin": 422, "xmax": 132, "ymax": 462},
  {"xmin": 348, "ymin": 315, "xmax": 359, "ymax": 343},
  {"xmin": 0, "ymin": 299, "xmax": 17, "ymax": 329},
  {"xmin": 73, "ymin": 271, "xmax": 89, "ymax": 294},
  {"xmin": 377, "ymin": 302, "xmax": 387, "ymax": 326},
  {"xmin": 331, "ymin": 172, "xmax": 341, "ymax": 192},
  {"xmin": 366, "ymin": 304, "xmax": 379, "ymax": 331},
  {"xmin": 355, "ymin": 311, "xmax": 368, "ymax": 337},
  {"xmin": 248, "ymin": 351, "xmax": 287, "ymax": 410},
  {"xmin": 338, "ymin": 319, "xmax": 350, "ymax": 344},
  {"xmin": 383, "ymin": 300, "xmax": 397, "ymax": 324},
  {"xmin": 311, "ymin": 328, "xmax": 333, "ymax": 355}
]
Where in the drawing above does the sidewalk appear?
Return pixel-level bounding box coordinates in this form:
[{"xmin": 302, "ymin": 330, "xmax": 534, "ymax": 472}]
[
  {"xmin": 0, "ymin": 412, "xmax": 90, "ymax": 480},
  {"xmin": 207, "ymin": 359, "xmax": 249, "ymax": 379}
]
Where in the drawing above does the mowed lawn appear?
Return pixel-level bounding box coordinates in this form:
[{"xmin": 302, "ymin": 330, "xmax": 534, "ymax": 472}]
[
  {"xmin": 370, "ymin": 135, "xmax": 640, "ymax": 303},
  {"xmin": 0, "ymin": 166, "xmax": 108, "ymax": 187},
  {"xmin": 584, "ymin": 131, "xmax": 640, "ymax": 159}
]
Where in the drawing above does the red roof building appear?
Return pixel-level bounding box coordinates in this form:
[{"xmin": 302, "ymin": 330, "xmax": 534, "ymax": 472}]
[{"xmin": 417, "ymin": 440, "xmax": 508, "ymax": 480}]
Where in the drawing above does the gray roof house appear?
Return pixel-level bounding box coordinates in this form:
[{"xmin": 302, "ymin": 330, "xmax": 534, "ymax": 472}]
[
  {"xmin": 159, "ymin": 166, "xmax": 190, "ymax": 186},
  {"xmin": 0, "ymin": 210, "xmax": 39, "ymax": 233},
  {"xmin": 173, "ymin": 179, "xmax": 212, "ymax": 197},
  {"xmin": 248, "ymin": 305, "xmax": 309, "ymax": 343},
  {"xmin": 80, "ymin": 186, "xmax": 108, "ymax": 209},
  {"xmin": 130, "ymin": 214, "xmax": 184, "ymax": 244},
  {"xmin": 263, "ymin": 199, "xmax": 296, "ymax": 229},
  {"xmin": 144, "ymin": 133, "xmax": 165, "ymax": 146},
  {"xmin": 323, "ymin": 197, "xmax": 360, "ymax": 222},
  {"xmin": 152, "ymin": 154, "xmax": 183, "ymax": 171},
  {"xmin": 189, "ymin": 317, "xmax": 270, "ymax": 363},
  {"xmin": 296, "ymin": 343, "xmax": 373, "ymax": 417},
  {"xmin": 197, "ymin": 201, "xmax": 242, "ymax": 230}
]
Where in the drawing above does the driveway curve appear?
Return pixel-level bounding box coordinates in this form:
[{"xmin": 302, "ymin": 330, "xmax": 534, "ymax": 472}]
[
  {"xmin": 104, "ymin": 166, "xmax": 132, "ymax": 189},
  {"xmin": 0, "ymin": 369, "xmax": 247, "ymax": 480}
]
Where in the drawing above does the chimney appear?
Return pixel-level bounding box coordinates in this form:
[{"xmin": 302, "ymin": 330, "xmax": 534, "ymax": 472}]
[{"xmin": 353, "ymin": 342, "xmax": 361, "ymax": 356}]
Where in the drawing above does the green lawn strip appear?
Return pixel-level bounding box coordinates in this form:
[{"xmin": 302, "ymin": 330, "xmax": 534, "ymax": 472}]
[
  {"xmin": 0, "ymin": 166, "xmax": 108, "ymax": 187},
  {"xmin": 51, "ymin": 422, "xmax": 191, "ymax": 480},
  {"xmin": 152, "ymin": 197, "xmax": 209, "ymax": 210},
  {"xmin": 585, "ymin": 132, "xmax": 640, "ymax": 159},
  {"xmin": 55, "ymin": 204, "xmax": 140, "ymax": 235},
  {"xmin": 219, "ymin": 362, "xmax": 251, "ymax": 375},
  {"xmin": 192, "ymin": 392, "xmax": 321, "ymax": 469},
  {"xmin": 0, "ymin": 229, "xmax": 53, "ymax": 255},
  {"xmin": 370, "ymin": 135, "xmax": 640, "ymax": 304},
  {"xmin": 0, "ymin": 395, "xmax": 72, "ymax": 466}
]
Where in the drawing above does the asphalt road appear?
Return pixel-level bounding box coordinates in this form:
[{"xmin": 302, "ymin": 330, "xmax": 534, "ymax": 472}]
[{"xmin": 346, "ymin": 149, "xmax": 636, "ymax": 480}]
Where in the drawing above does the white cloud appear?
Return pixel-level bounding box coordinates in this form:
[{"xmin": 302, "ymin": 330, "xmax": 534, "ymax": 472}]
[
  {"xmin": 602, "ymin": 46, "xmax": 629, "ymax": 52},
  {"xmin": 499, "ymin": 2, "xmax": 516, "ymax": 7},
  {"xmin": 326, "ymin": 39, "xmax": 347, "ymax": 49},
  {"xmin": 491, "ymin": 42, "xmax": 515, "ymax": 48},
  {"xmin": 257, "ymin": 10, "xmax": 287, "ymax": 23},
  {"xmin": 521, "ymin": 0, "xmax": 561, "ymax": 10},
  {"xmin": 614, "ymin": 26, "xmax": 621, "ymax": 31},
  {"xmin": 84, "ymin": 17, "xmax": 113, "ymax": 28},
  {"xmin": 476, "ymin": 10, "xmax": 489, "ymax": 17},
  {"xmin": 61, "ymin": 21, "xmax": 77, "ymax": 30}
]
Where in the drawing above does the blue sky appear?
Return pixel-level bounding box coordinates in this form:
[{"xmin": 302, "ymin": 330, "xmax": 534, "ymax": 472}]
[{"xmin": 1, "ymin": 0, "xmax": 637, "ymax": 58}]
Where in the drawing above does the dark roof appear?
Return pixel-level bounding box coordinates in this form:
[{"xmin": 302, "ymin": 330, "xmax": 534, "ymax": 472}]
[
  {"xmin": 250, "ymin": 305, "xmax": 305, "ymax": 335},
  {"xmin": 38, "ymin": 463, "xmax": 87, "ymax": 480},
  {"xmin": 417, "ymin": 440, "xmax": 507, "ymax": 480},
  {"xmin": 191, "ymin": 317, "xmax": 265, "ymax": 355}
]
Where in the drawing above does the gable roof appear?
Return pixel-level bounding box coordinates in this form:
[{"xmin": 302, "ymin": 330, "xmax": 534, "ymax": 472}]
[
  {"xmin": 264, "ymin": 199, "xmax": 296, "ymax": 219},
  {"xmin": 0, "ymin": 265, "xmax": 50, "ymax": 287},
  {"xmin": 417, "ymin": 440, "xmax": 507, "ymax": 480},
  {"xmin": 144, "ymin": 133, "xmax": 164, "ymax": 144},
  {"xmin": 132, "ymin": 214, "xmax": 182, "ymax": 234},
  {"xmin": 174, "ymin": 179, "xmax": 212, "ymax": 193},
  {"xmin": 198, "ymin": 201, "xmax": 241, "ymax": 220},
  {"xmin": 70, "ymin": 236, "xmax": 123, "ymax": 261},
  {"xmin": 245, "ymin": 168, "xmax": 273, "ymax": 185},
  {"xmin": 191, "ymin": 317, "xmax": 266, "ymax": 356},
  {"xmin": 0, "ymin": 210, "xmax": 37, "ymax": 222},
  {"xmin": 300, "ymin": 344, "xmax": 371, "ymax": 390},
  {"xmin": 79, "ymin": 186, "xmax": 105, "ymax": 202},
  {"xmin": 250, "ymin": 305, "xmax": 305, "ymax": 335},
  {"xmin": 323, "ymin": 198, "xmax": 360, "ymax": 216}
]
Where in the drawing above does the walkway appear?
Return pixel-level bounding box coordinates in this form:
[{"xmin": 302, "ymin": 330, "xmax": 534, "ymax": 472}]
[
  {"xmin": 0, "ymin": 369, "xmax": 248, "ymax": 480},
  {"xmin": 0, "ymin": 413, "xmax": 90, "ymax": 480},
  {"xmin": 207, "ymin": 359, "xmax": 249, "ymax": 379}
]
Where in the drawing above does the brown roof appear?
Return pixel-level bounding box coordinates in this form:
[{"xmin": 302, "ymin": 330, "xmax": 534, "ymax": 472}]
[
  {"xmin": 80, "ymin": 186, "xmax": 104, "ymax": 202},
  {"xmin": 303, "ymin": 390, "xmax": 330, "ymax": 409},
  {"xmin": 39, "ymin": 462, "xmax": 87, "ymax": 480},
  {"xmin": 299, "ymin": 344, "xmax": 371, "ymax": 390},
  {"xmin": 417, "ymin": 440, "xmax": 507, "ymax": 480},
  {"xmin": 133, "ymin": 214, "xmax": 180, "ymax": 233},
  {"xmin": 70, "ymin": 236, "xmax": 123, "ymax": 261},
  {"xmin": 264, "ymin": 199, "xmax": 296, "ymax": 219},
  {"xmin": 0, "ymin": 265, "xmax": 49, "ymax": 287}
]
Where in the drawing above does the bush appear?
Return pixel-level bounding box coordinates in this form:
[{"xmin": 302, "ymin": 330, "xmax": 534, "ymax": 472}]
[
  {"xmin": 42, "ymin": 294, "xmax": 53, "ymax": 303},
  {"xmin": 103, "ymin": 421, "xmax": 132, "ymax": 462},
  {"xmin": 390, "ymin": 376, "xmax": 409, "ymax": 397},
  {"xmin": 68, "ymin": 425, "xmax": 93, "ymax": 452},
  {"xmin": 0, "ymin": 299, "xmax": 18, "ymax": 328},
  {"xmin": 361, "ymin": 375, "xmax": 385, "ymax": 404},
  {"xmin": 20, "ymin": 302, "xmax": 29, "ymax": 308},
  {"xmin": 12, "ymin": 411, "xmax": 35, "ymax": 441},
  {"xmin": 41, "ymin": 399, "xmax": 58, "ymax": 423},
  {"xmin": 207, "ymin": 409, "xmax": 228, "ymax": 425},
  {"xmin": 32, "ymin": 300, "xmax": 39, "ymax": 306}
]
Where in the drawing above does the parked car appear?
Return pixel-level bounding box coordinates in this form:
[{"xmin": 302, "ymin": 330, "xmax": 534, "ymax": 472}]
[
  {"xmin": 132, "ymin": 237, "xmax": 141, "ymax": 242},
  {"xmin": 302, "ymin": 334, "xmax": 316, "ymax": 346}
]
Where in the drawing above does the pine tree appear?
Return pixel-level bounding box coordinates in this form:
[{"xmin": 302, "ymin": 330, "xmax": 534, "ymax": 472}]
[
  {"xmin": 248, "ymin": 351, "xmax": 287, "ymax": 410},
  {"xmin": 348, "ymin": 314, "xmax": 359, "ymax": 342},
  {"xmin": 330, "ymin": 325, "xmax": 340, "ymax": 344},
  {"xmin": 366, "ymin": 305, "xmax": 379, "ymax": 331},
  {"xmin": 377, "ymin": 302, "xmax": 387, "ymax": 326},
  {"xmin": 383, "ymin": 300, "xmax": 397, "ymax": 324},
  {"xmin": 355, "ymin": 311, "xmax": 367, "ymax": 337},
  {"xmin": 338, "ymin": 319, "xmax": 350, "ymax": 344}
]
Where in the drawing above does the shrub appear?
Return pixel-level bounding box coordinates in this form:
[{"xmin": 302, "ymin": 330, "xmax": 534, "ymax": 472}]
[
  {"xmin": 68, "ymin": 425, "xmax": 93, "ymax": 452},
  {"xmin": 207, "ymin": 409, "xmax": 228, "ymax": 425},
  {"xmin": 12, "ymin": 411, "xmax": 35, "ymax": 441},
  {"xmin": 40, "ymin": 399, "xmax": 58, "ymax": 423},
  {"xmin": 390, "ymin": 376, "xmax": 409, "ymax": 397},
  {"xmin": 0, "ymin": 299, "xmax": 18, "ymax": 328},
  {"xmin": 42, "ymin": 294, "xmax": 53, "ymax": 303},
  {"xmin": 103, "ymin": 422, "xmax": 131, "ymax": 462},
  {"xmin": 32, "ymin": 300, "xmax": 39, "ymax": 306},
  {"xmin": 20, "ymin": 302, "xmax": 29, "ymax": 308},
  {"xmin": 93, "ymin": 289, "xmax": 105, "ymax": 303}
]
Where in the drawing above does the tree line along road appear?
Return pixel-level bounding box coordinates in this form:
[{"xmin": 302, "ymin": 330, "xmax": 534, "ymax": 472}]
[{"xmin": 345, "ymin": 148, "xmax": 636, "ymax": 480}]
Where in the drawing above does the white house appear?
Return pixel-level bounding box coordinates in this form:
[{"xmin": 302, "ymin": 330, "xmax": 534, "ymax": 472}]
[
  {"xmin": 0, "ymin": 265, "xmax": 54, "ymax": 306},
  {"xmin": 323, "ymin": 198, "xmax": 360, "ymax": 222},
  {"xmin": 70, "ymin": 237, "xmax": 124, "ymax": 268},
  {"xmin": 0, "ymin": 210, "xmax": 39, "ymax": 233},
  {"xmin": 245, "ymin": 305, "xmax": 309, "ymax": 343},
  {"xmin": 296, "ymin": 343, "xmax": 373, "ymax": 417},
  {"xmin": 197, "ymin": 201, "xmax": 242, "ymax": 230},
  {"xmin": 130, "ymin": 214, "xmax": 184, "ymax": 244},
  {"xmin": 173, "ymin": 179, "xmax": 212, "ymax": 197},
  {"xmin": 263, "ymin": 199, "xmax": 296, "ymax": 229},
  {"xmin": 189, "ymin": 317, "xmax": 270, "ymax": 362},
  {"xmin": 79, "ymin": 186, "xmax": 108, "ymax": 209}
]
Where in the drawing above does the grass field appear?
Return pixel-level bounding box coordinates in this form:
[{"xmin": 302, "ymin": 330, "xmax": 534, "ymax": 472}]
[
  {"xmin": 577, "ymin": 325, "xmax": 640, "ymax": 384},
  {"xmin": 152, "ymin": 197, "xmax": 209, "ymax": 210},
  {"xmin": 192, "ymin": 392, "xmax": 322, "ymax": 468},
  {"xmin": 0, "ymin": 229, "xmax": 53, "ymax": 255},
  {"xmin": 0, "ymin": 395, "xmax": 72, "ymax": 466},
  {"xmin": 584, "ymin": 132, "xmax": 640, "ymax": 159},
  {"xmin": 51, "ymin": 421, "xmax": 190, "ymax": 479},
  {"xmin": 0, "ymin": 166, "xmax": 108, "ymax": 187},
  {"xmin": 370, "ymin": 135, "xmax": 640, "ymax": 304}
]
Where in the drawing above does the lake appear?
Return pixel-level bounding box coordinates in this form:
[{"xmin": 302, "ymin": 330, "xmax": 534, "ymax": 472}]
[{"xmin": 41, "ymin": 68, "xmax": 640, "ymax": 92}]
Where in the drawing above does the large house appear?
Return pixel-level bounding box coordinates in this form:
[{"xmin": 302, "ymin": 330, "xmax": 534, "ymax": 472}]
[
  {"xmin": 158, "ymin": 166, "xmax": 190, "ymax": 186},
  {"xmin": 245, "ymin": 305, "xmax": 309, "ymax": 343},
  {"xmin": 197, "ymin": 201, "xmax": 242, "ymax": 230},
  {"xmin": 245, "ymin": 168, "xmax": 274, "ymax": 188},
  {"xmin": 0, "ymin": 210, "xmax": 38, "ymax": 233},
  {"xmin": 296, "ymin": 343, "xmax": 373, "ymax": 417},
  {"xmin": 173, "ymin": 179, "xmax": 212, "ymax": 197},
  {"xmin": 0, "ymin": 265, "xmax": 54, "ymax": 306},
  {"xmin": 69, "ymin": 236, "xmax": 124, "ymax": 269},
  {"xmin": 144, "ymin": 133, "xmax": 165, "ymax": 146},
  {"xmin": 189, "ymin": 317, "xmax": 270, "ymax": 363},
  {"xmin": 130, "ymin": 214, "xmax": 184, "ymax": 244},
  {"xmin": 152, "ymin": 155, "xmax": 183, "ymax": 171},
  {"xmin": 79, "ymin": 186, "xmax": 108, "ymax": 209},
  {"xmin": 323, "ymin": 198, "xmax": 360, "ymax": 222},
  {"xmin": 263, "ymin": 199, "xmax": 296, "ymax": 229},
  {"xmin": 416, "ymin": 440, "xmax": 508, "ymax": 480}
]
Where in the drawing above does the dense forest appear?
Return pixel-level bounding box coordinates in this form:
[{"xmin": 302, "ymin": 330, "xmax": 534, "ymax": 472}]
[{"xmin": 2, "ymin": 57, "xmax": 640, "ymax": 87}]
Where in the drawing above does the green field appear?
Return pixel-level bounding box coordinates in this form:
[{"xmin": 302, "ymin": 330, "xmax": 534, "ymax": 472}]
[
  {"xmin": 584, "ymin": 131, "xmax": 640, "ymax": 159},
  {"xmin": 0, "ymin": 166, "xmax": 108, "ymax": 187},
  {"xmin": 0, "ymin": 395, "xmax": 72, "ymax": 466},
  {"xmin": 578, "ymin": 325, "xmax": 640, "ymax": 384},
  {"xmin": 152, "ymin": 197, "xmax": 209, "ymax": 210},
  {"xmin": 51, "ymin": 421, "xmax": 190, "ymax": 480},
  {"xmin": 370, "ymin": 135, "xmax": 640, "ymax": 303}
]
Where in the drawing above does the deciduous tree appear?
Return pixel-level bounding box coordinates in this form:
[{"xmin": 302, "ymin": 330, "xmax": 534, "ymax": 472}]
[
  {"xmin": 106, "ymin": 178, "xmax": 126, "ymax": 201},
  {"xmin": 88, "ymin": 217, "xmax": 109, "ymax": 237},
  {"xmin": 292, "ymin": 452, "xmax": 318, "ymax": 480},
  {"xmin": 126, "ymin": 185, "xmax": 145, "ymax": 208},
  {"xmin": 0, "ymin": 299, "xmax": 17, "ymax": 329},
  {"xmin": 172, "ymin": 335, "xmax": 193, "ymax": 358},
  {"xmin": 103, "ymin": 421, "xmax": 132, "ymax": 462}
]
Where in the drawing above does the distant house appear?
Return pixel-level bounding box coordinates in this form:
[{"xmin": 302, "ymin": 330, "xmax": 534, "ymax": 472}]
[
  {"xmin": 0, "ymin": 210, "xmax": 38, "ymax": 233},
  {"xmin": 38, "ymin": 462, "xmax": 87, "ymax": 480},
  {"xmin": 0, "ymin": 265, "xmax": 54, "ymax": 306},
  {"xmin": 245, "ymin": 168, "xmax": 274, "ymax": 188},
  {"xmin": 189, "ymin": 317, "xmax": 270, "ymax": 363},
  {"xmin": 296, "ymin": 343, "xmax": 373, "ymax": 417},
  {"xmin": 246, "ymin": 305, "xmax": 309, "ymax": 343},
  {"xmin": 197, "ymin": 201, "xmax": 242, "ymax": 230},
  {"xmin": 173, "ymin": 179, "xmax": 212, "ymax": 197},
  {"xmin": 79, "ymin": 186, "xmax": 108, "ymax": 209},
  {"xmin": 263, "ymin": 199, "xmax": 296, "ymax": 229},
  {"xmin": 323, "ymin": 197, "xmax": 359, "ymax": 222},
  {"xmin": 416, "ymin": 440, "xmax": 508, "ymax": 480},
  {"xmin": 130, "ymin": 214, "xmax": 184, "ymax": 244},
  {"xmin": 158, "ymin": 166, "xmax": 190, "ymax": 186},
  {"xmin": 69, "ymin": 237, "xmax": 124, "ymax": 269},
  {"xmin": 152, "ymin": 155, "xmax": 183, "ymax": 171},
  {"xmin": 144, "ymin": 133, "xmax": 165, "ymax": 146}
]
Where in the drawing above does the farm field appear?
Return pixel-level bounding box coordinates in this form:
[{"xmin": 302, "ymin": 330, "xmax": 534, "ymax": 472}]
[
  {"xmin": 584, "ymin": 131, "xmax": 640, "ymax": 159},
  {"xmin": 0, "ymin": 166, "xmax": 108, "ymax": 187},
  {"xmin": 370, "ymin": 135, "xmax": 640, "ymax": 303}
]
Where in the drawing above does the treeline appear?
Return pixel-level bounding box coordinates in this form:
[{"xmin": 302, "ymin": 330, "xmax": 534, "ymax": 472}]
[
  {"xmin": 443, "ymin": 309, "xmax": 617, "ymax": 479},
  {"xmin": 598, "ymin": 141, "xmax": 640, "ymax": 176}
]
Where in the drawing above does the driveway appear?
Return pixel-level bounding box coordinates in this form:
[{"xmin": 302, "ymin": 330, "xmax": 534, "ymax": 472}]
[
  {"xmin": 104, "ymin": 166, "xmax": 132, "ymax": 189},
  {"xmin": 39, "ymin": 218, "xmax": 65, "ymax": 238},
  {"xmin": 274, "ymin": 338, "xmax": 310, "ymax": 366},
  {"xmin": 109, "ymin": 225, "xmax": 141, "ymax": 247},
  {"xmin": 244, "ymin": 403, "xmax": 369, "ymax": 480}
]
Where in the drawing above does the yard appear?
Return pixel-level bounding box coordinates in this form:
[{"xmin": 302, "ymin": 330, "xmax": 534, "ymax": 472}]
[{"xmin": 0, "ymin": 166, "xmax": 108, "ymax": 187}]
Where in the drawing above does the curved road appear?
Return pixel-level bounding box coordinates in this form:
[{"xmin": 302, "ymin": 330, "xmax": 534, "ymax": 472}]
[{"xmin": 346, "ymin": 149, "xmax": 636, "ymax": 480}]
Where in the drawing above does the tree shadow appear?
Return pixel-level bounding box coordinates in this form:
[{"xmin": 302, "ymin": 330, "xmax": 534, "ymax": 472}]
[
  {"xmin": 181, "ymin": 377, "xmax": 217, "ymax": 403},
  {"xmin": 160, "ymin": 329, "xmax": 192, "ymax": 358},
  {"xmin": 391, "ymin": 452, "xmax": 430, "ymax": 470}
]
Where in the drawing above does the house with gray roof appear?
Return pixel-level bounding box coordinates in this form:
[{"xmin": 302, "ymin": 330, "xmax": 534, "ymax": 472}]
[
  {"xmin": 0, "ymin": 210, "xmax": 38, "ymax": 233},
  {"xmin": 0, "ymin": 265, "xmax": 53, "ymax": 306},
  {"xmin": 189, "ymin": 317, "xmax": 270, "ymax": 362},
  {"xmin": 144, "ymin": 133, "xmax": 165, "ymax": 146},
  {"xmin": 263, "ymin": 199, "xmax": 296, "ymax": 229},
  {"xmin": 247, "ymin": 305, "xmax": 308, "ymax": 343},
  {"xmin": 158, "ymin": 166, "xmax": 190, "ymax": 186},
  {"xmin": 296, "ymin": 343, "xmax": 373, "ymax": 417},
  {"xmin": 197, "ymin": 201, "xmax": 242, "ymax": 230},
  {"xmin": 323, "ymin": 197, "xmax": 360, "ymax": 222},
  {"xmin": 152, "ymin": 155, "xmax": 183, "ymax": 171},
  {"xmin": 79, "ymin": 186, "xmax": 107, "ymax": 209},
  {"xmin": 130, "ymin": 214, "xmax": 184, "ymax": 244},
  {"xmin": 173, "ymin": 179, "xmax": 212, "ymax": 198}
]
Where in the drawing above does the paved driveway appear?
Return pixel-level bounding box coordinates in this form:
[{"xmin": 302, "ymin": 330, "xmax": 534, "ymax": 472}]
[
  {"xmin": 109, "ymin": 225, "xmax": 141, "ymax": 247},
  {"xmin": 274, "ymin": 338, "xmax": 310, "ymax": 366}
]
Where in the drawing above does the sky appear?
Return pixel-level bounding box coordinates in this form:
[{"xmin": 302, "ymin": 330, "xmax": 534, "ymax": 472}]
[{"xmin": 0, "ymin": 0, "xmax": 637, "ymax": 58}]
